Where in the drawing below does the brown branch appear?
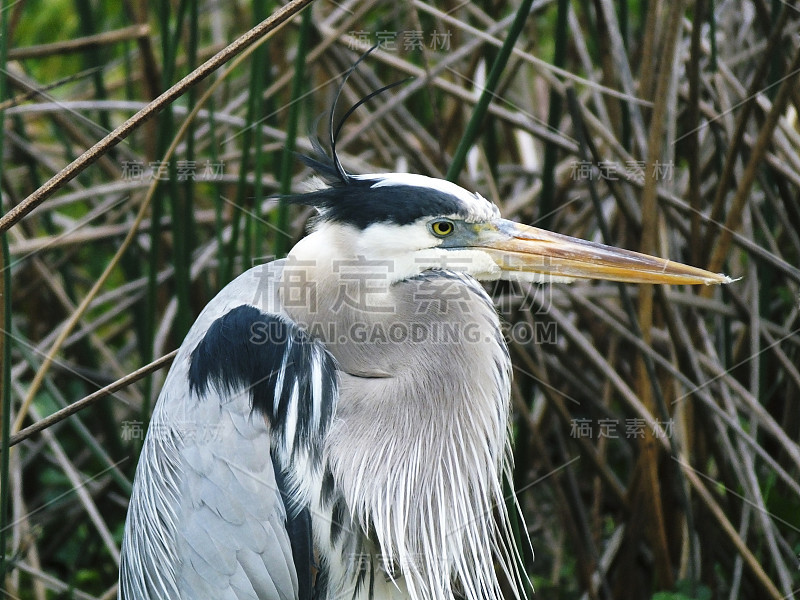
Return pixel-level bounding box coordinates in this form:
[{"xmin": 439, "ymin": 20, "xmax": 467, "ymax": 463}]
[
  {"xmin": 5, "ymin": 350, "xmax": 177, "ymax": 450},
  {"xmin": 635, "ymin": 0, "xmax": 685, "ymax": 590},
  {"xmin": 8, "ymin": 24, "xmax": 151, "ymax": 60},
  {"xmin": 0, "ymin": 0, "xmax": 316, "ymax": 234}
]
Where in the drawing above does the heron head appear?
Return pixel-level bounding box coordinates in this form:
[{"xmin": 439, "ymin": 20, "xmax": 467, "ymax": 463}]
[
  {"xmin": 288, "ymin": 52, "xmax": 732, "ymax": 288},
  {"xmin": 290, "ymin": 170, "xmax": 732, "ymax": 287}
]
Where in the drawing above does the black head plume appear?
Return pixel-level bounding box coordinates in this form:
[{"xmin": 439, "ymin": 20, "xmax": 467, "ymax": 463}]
[{"xmin": 300, "ymin": 44, "xmax": 411, "ymax": 187}]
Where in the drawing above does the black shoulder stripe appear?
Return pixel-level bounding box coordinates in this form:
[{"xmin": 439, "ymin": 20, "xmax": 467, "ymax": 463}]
[
  {"xmin": 272, "ymin": 452, "xmax": 313, "ymax": 600},
  {"xmin": 188, "ymin": 305, "xmax": 337, "ymax": 459},
  {"xmin": 329, "ymin": 498, "xmax": 347, "ymax": 547},
  {"xmin": 320, "ymin": 464, "xmax": 336, "ymax": 507},
  {"xmin": 312, "ymin": 560, "xmax": 329, "ymax": 600}
]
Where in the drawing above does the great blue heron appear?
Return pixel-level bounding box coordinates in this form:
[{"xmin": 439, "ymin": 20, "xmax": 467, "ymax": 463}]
[{"xmin": 118, "ymin": 75, "xmax": 732, "ymax": 600}]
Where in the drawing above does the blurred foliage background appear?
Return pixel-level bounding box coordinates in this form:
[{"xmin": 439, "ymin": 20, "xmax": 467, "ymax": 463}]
[{"xmin": 1, "ymin": 0, "xmax": 799, "ymax": 598}]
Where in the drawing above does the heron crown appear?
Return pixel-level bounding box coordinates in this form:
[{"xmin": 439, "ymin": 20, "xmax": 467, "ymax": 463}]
[{"xmin": 288, "ymin": 46, "xmax": 500, "ymax": 230}]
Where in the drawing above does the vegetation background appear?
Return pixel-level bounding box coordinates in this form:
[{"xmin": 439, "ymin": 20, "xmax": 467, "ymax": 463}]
[{"xmin": 1, "ymin": 0, "xmax": 799, "ymax": 598}]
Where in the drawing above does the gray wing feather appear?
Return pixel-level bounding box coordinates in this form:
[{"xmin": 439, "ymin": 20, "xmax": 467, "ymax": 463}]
[
  {"xmin": 121, "ymin": 262, "xmax": 336, "ymax": 600},
  {"xmin": 176, "ymin": 369, "xmax": 300, "ymax": 599}
]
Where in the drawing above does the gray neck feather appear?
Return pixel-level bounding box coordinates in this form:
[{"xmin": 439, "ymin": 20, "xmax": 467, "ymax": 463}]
[{"xmin": 283, "ymin": 266, "xmax": 526, "ymax": 600}]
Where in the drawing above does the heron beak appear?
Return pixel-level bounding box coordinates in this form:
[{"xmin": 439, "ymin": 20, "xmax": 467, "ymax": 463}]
[{"xmin": 474, "ymin": 219, "xmax": 733, "ymax": 285}]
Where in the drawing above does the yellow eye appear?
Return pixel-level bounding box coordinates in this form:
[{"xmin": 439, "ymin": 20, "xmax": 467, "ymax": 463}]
[{"xmin": 430, "ymin": 219, "xmax": 455, "ymax": 237}]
